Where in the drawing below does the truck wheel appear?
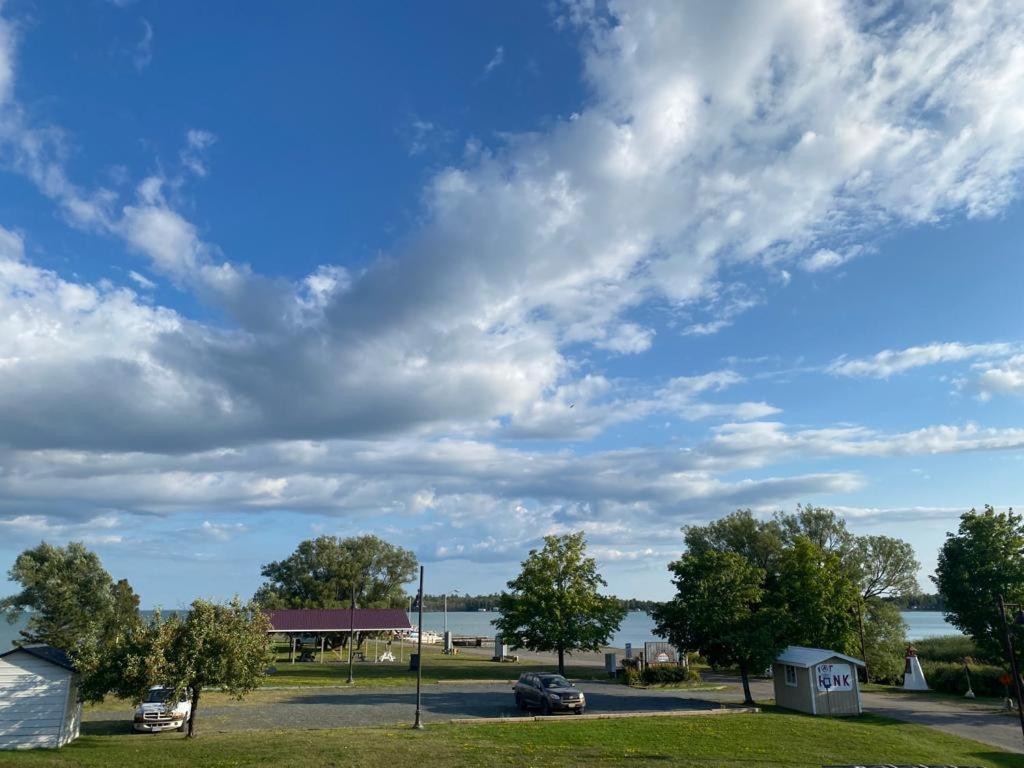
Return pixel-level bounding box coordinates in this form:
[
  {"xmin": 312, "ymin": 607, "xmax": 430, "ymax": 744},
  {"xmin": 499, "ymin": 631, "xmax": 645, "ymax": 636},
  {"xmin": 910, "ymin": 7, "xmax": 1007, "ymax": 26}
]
[
  {"xmin": 541, "ymin": 700, "xmax": 552, "ymax": 716},
  {"xmin": 177, "ymin": 722, "xmax": 187, "ymax": 733}
]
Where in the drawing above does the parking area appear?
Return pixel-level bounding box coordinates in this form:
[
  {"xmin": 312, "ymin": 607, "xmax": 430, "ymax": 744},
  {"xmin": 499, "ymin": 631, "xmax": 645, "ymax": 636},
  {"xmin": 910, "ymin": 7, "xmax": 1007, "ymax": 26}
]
[{"xmin": 83, "ymin": 681, "xmax": 730, "ymax": 734}]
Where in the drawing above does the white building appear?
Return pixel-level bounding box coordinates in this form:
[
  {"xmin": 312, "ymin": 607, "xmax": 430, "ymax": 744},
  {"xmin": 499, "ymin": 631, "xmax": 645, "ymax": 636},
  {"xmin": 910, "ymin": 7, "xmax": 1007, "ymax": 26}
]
[{"xmin": 0, "ymin": 646, "xmax": 82, "ymax": 750}]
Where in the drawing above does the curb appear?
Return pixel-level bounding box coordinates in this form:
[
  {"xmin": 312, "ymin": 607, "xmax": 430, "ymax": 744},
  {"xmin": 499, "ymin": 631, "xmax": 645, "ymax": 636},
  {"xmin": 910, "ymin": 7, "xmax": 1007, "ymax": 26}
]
[{"xmin": 449, "ymin": 707, "xmax": 760, "ymax": 724}]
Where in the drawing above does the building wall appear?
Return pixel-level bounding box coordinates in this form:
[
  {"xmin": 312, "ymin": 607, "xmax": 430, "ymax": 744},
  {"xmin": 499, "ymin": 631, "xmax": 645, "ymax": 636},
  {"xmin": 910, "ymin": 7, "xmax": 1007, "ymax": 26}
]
[
  {"xmin": 58, "ymin": 676, "xmax": 81, "ymax": 747},
  {"xmin": 0, "ymin": 652, "xmax": 72, "ymax": 749},
  {"xmin": 772, "ymin": 662, "xmax": 815, "ymax": 714},
  {"xmin": 773, "ymin": 656, "xmax": 862, "ymax": 716}
]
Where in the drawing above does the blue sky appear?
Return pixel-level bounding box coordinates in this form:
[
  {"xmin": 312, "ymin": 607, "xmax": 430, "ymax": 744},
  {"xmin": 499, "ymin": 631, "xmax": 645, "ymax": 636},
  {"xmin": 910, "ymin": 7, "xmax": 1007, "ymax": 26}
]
[{"xmin": 1, "ymin": 0, "xmax": 1023, "ymax": 608}]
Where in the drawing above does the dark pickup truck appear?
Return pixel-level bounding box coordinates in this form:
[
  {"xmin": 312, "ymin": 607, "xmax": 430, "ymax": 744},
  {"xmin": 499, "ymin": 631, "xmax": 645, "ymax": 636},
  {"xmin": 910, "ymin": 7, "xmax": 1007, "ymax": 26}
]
[{"xmin": 513, "ymin": 673, "xmax": 586, "ymax": 715}]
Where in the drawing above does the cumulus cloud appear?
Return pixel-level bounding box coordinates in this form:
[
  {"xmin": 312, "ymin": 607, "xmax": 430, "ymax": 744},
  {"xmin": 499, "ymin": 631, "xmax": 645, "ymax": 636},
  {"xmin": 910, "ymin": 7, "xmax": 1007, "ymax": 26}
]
[
  {"xmin": 975, "ymin": 354, "xmax": 1024, "ymax": 400},
  {"xmin": 1, "ymin": 2, "xmax": 1024, "ymax": 577}
]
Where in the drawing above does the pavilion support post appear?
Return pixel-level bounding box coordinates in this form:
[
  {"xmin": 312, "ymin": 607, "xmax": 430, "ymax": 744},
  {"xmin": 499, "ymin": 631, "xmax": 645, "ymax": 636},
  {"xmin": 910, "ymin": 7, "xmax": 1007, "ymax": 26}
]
[
  {"xmin": 290, "ymin": 635, "xmax": 295, "ymax": 664},
  {"xmin": 320, "ymin": 635, "xmax": 325, "ymax": 664}
]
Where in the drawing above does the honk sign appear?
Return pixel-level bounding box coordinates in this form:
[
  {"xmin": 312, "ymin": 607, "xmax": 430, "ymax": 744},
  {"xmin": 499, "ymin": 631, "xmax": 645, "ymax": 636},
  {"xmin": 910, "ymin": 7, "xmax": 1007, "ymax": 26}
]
[{"xmin": 815, "ymin": 662, "xmax": 853, "ymax": 692}]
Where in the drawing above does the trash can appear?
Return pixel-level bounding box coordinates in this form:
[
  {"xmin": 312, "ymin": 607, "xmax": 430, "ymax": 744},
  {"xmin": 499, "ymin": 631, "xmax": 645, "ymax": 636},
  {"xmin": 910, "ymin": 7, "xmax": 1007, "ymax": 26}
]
[
  {"xmin": 605, "ymin": 652, "xmax": 617, "ymax": 677},
  {"xmin": 409, "ymin": 653, "xmax": 420, "ymax": 671}
]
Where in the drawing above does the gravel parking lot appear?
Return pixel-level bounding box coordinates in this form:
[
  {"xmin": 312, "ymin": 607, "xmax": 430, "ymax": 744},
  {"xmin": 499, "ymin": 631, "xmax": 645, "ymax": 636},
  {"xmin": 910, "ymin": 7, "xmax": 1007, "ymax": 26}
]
[{"xmin": 84, "ymin": 681, "xmax": 727, "ymax": 734}]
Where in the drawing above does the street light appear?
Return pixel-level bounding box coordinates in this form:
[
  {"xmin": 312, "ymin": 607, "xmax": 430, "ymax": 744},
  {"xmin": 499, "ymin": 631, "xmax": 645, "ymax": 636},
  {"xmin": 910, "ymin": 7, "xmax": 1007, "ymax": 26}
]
[{"xmin": 996, "ymin": 594, "xmax": 1024, "ymax": 744}]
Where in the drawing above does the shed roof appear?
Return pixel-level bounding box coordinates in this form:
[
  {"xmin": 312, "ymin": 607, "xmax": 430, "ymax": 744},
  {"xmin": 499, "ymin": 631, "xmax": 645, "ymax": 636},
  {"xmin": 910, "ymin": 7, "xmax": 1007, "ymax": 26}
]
[
  {"xmin": 0, "ymin": 645, "xmax": 76, "ymax": 672},
  {"xmin": 265, "ymin": 608, "xmax": 412, "ymax": 633},
  {"xmin": 775, "ymin": 645, "xmax": 865, "ymax": 669}
]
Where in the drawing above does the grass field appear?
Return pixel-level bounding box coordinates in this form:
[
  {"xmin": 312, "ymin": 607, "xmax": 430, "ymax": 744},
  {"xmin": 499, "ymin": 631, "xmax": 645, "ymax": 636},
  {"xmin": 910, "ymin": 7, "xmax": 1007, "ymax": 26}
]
[
  {"xmin": 262, "ymin": 643, "xmax": 608, "ymax": 687},
  {"xmin": 1, "ymin": 709, "xmax": 1019, "ymax": 768}
]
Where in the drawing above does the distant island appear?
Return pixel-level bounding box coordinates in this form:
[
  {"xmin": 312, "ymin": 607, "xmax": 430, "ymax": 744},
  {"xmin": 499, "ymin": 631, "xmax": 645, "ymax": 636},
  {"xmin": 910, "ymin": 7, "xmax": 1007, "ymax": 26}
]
[
  {"xmin": 884, "ymin": 593, "xmax": 945, "ymax": 611},
  {"xmin": 415, "ymin": 594, "xmax": 659, "ymax": 613}
]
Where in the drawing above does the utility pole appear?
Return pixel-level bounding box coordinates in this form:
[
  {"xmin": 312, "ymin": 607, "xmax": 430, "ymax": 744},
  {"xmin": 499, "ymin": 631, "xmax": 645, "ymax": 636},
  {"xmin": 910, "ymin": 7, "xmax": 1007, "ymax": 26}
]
[
  {"xmin": 997, "ymin": 594, "xmax": 1024, "ymax": 744},
  {"xmin": 413, "ymin": 565, "xmax": 425, "ymax": 730}
]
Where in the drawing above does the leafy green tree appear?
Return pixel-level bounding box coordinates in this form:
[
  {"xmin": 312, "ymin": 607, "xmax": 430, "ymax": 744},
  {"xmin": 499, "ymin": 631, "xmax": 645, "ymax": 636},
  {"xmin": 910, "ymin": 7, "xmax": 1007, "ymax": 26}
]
[
  {"xmin": 776, "ymin": 505, "xmax": 856, "ymax": 557},
  {"xmin": 163, "ymin": 598, "xmax": 273, "ymax": 738},
  {"xmin": 495, "ymin": 533, "xmax": 626, "ymax": 676},
  {"xmin": 1, "ymin": 542, "xmax": 123, "ymax": 653},
  {"xmin": 255, "ymin": 535, "xmax": 417, "ymax": 610},
  {"xmin": 855, "ymin": 535, "xmax": 920, "ymax": 600},
  {"xmin": 934, "ymin": 506, "xmax": 1024, "ymax": 658},
  {"xmin": 683, "ymin": 509, "xmax": 784, "ymax": 570},
  {"xmin": 74, "ymin": 579, "xmax": 156, "ymax": 703},
  {"xmin": 653, "ymin": 550, "xmax": 784, "ymax": 704},
  {"xmin": 861, "ymin": 598, "xmax": 908, "ymax": 684},
  {"xmin": 770, "ymin": 536, "xmax": 858, "ymax": 651},
  {"xmin": 851, "ymin": 535, "xmax": 919, "ymax": 679}
]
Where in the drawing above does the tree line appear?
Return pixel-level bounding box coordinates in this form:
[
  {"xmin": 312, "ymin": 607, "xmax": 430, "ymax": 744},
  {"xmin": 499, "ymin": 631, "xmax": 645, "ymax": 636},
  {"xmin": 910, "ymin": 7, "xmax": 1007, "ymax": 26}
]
[
  {"xmin": 652, "ymin": 506, "xmax": 917, "ymax": 702},
  {"xmin": 4, "ymin": 504, "xmax": 1016, "ymax": 727}
]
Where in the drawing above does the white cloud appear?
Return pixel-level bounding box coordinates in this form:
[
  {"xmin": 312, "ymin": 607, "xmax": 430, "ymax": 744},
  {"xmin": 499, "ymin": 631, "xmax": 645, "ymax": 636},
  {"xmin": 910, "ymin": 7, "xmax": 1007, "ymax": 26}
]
[
  {"xmin": 975, "ymin": 354, "xmax": 1024, "ymax": 400},
  {"xmin": 1, "ymin": 3, "xmax": 1024, "ymax": 579},
  {"xmin": 128, "ymin": 270, "xmax": 156, "ymax": 290},
  {"xmin": 829, "ymin": 341, "xmax": 1016, "ymax": 378},
  {"xmin": 482, "ymin": 45, "xmax": 505, "ymax": 76},
  {"xmin": 802, "ymin": 248, "xmax": 848, "ymax": 272},
  {"xmin": 180, "ymin": 129, "xmax": 216, "ymax": 176},
  {"xmin": 134, "ymin": 20, "xmax": 153, "ymax": 72}
]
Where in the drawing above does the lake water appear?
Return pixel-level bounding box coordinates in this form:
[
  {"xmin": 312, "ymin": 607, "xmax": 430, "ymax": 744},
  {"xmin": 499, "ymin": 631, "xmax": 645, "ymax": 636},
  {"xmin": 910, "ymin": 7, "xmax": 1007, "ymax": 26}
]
[{"xmin": 0, "ymin": 609, "xmax": 958, "ymax": 651}]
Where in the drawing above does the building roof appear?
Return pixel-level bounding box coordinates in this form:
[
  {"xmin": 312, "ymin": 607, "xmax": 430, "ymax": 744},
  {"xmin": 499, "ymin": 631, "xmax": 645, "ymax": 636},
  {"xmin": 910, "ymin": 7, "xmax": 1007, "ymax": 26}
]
[
  {"xmin": 265, "ymin": 608, "xmax": 412, "ymax": 633},
  {"xmin": 775, "ymin": 645, "xmax": 865, "ymax": 669},
  {"xmin": 0, "ymin": 645, "xmax": 77, "ymax": 672}
]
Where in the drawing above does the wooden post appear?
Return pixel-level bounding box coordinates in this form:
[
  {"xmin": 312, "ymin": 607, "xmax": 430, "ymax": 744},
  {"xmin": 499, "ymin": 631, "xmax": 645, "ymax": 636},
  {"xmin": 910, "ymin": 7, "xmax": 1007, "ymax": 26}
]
[
  {"xmin": 320, "ymin": 635, "xmax": 325, "ymax": 664},
  {"xmin": 290, "ymin": 635, "xmax": 295, "ymax": 664}
]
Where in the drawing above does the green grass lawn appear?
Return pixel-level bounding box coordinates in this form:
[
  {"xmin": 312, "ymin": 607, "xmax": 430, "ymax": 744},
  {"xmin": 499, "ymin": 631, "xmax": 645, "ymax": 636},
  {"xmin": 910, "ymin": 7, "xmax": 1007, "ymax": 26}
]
[
  {"xmin": 1, "ymin": 709, "xmax": 1020, "ymax": 768},
  {"xmin": 262, "ymin": 643, "xmax": 608, "ymax": 687}
]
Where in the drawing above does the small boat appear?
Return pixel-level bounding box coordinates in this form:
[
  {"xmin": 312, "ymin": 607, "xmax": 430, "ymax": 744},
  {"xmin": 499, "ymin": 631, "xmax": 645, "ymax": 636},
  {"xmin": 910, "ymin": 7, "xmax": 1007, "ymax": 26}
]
[{"xmin": 402, "ymin": 630, "xmax": 442, "ymax": 645}]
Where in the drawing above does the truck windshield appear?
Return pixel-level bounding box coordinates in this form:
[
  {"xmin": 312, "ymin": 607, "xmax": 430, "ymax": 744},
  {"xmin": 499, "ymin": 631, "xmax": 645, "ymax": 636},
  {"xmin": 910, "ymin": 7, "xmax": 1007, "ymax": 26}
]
[{"xmin": 145, "ymin": 689, "xmax": 172, "ymax": 703}]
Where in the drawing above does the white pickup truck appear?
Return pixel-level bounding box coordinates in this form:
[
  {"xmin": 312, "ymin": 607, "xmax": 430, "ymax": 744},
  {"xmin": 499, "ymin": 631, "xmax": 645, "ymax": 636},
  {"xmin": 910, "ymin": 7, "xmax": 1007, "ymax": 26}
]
[{"xmin": 133, "ymin": 686, "xmax": 191, "ymax": 733}]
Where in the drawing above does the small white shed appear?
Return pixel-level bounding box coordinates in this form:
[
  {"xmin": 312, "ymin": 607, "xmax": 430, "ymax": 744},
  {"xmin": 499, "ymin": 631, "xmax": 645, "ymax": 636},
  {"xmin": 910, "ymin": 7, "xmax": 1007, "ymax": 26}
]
[{"xmin": 0, "ymin": 646, "xmax": 82, "ymax": 750}]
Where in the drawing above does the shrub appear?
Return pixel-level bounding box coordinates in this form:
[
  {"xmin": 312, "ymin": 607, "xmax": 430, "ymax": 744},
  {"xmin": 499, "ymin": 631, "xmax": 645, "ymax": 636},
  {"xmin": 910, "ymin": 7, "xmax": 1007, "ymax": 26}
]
[
  {"xmin": 640, "ymin": 665, "xmax": 701, "ymax": 685},
  {"xmin": 620, "ymin": 658, "xmax": 700, "ymax": 686},
  {"xmin": 921, "ymin": 660, "xmax": 1008, "ymax": 698},
  {"xmin": 914, "ymin": 635, "xmax": 992, "ymax": 664}
]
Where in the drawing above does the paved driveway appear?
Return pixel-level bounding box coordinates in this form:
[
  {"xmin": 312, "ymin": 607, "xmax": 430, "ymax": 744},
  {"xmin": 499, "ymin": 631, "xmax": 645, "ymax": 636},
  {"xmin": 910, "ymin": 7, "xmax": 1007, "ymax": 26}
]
[
  {"xmin": 85, "ymin": 681, "xmax": 723, "ymax": 734},
  {"xmin": 701, "ymin": 673, "xmax": 1024, "ymax": 755}
]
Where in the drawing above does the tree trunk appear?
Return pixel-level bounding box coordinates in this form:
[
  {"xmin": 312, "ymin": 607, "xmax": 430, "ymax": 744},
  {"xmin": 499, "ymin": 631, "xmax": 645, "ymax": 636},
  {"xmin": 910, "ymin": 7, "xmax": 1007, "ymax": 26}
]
[
  {"xmin": 738, "ymin": 661, "xmax": 754, "ymax": 705},
  {"xmin": 858, "ymin": 601, "xmax": 871, "ymax": 683},
  {"xmin": 186, "ymin": 686, "xmax": 201, "ymax": 739},
  {"xmin": 557, "ymin": 645, "xmax": 565, "ymax": 676}
]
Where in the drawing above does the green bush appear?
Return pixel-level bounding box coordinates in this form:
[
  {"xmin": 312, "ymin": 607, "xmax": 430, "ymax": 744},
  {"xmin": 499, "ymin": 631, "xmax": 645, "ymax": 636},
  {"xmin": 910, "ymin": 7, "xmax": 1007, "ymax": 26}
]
[
  {"xmin": 913, "ymin": 635, "xmax": 993, "ymax": 664},
  {"xmin": 640, "ymin": 665, "xmax": 701, "ymax": 685},
  {"xmin": 921, "ymin": 660, "xmax": 1008, "ymax": 697}
]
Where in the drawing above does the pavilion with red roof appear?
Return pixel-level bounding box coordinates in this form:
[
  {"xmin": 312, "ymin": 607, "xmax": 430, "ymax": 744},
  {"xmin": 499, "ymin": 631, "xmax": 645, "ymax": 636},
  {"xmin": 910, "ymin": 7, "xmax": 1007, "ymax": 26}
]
[{"xmin": 265, "ymin": 608, "xmax": 412, "ymax": 663}]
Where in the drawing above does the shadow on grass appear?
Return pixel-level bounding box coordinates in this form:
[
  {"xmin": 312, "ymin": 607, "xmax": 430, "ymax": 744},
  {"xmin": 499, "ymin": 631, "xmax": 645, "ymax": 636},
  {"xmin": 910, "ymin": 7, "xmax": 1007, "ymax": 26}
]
[
  {"xmin": 969, "ymin": 752, "xmax": 1024, "ymax": 767},
  {"xmin": 80, "ymin": 720, "xmax": 185, "ymax": 741}
]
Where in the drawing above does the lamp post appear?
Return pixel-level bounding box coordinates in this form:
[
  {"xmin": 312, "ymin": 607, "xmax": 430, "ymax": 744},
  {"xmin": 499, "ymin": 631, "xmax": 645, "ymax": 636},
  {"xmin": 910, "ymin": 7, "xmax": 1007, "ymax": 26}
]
[
  {"xmin": 413, "ymin": 565, "xmax": 425, "ymax": 730},
  {"xmin": 347, "ymin": 589, "xmax": 356, "ymax": 685},
  {"xmin": 996, "ymin": 594, "xmax": 1024, "ymax": 743}
]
